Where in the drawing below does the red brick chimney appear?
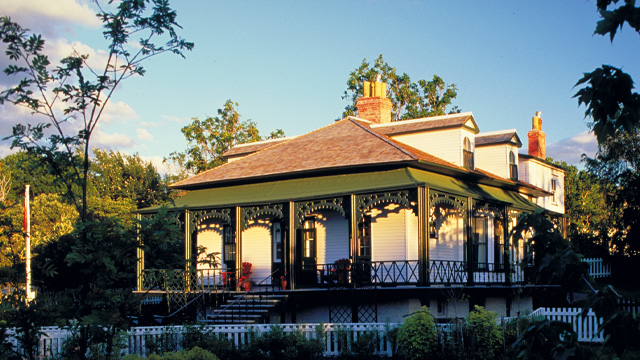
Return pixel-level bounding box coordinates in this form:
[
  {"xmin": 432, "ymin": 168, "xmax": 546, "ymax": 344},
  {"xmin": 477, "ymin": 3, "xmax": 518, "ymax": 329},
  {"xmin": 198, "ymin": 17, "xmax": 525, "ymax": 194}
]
[
  {"xmin": 356, "ymin": 79, "xmax": 393, "ymax": 124},
  {"xmin": 528, "ymin": 111, "xmax": 546, "ymax": 158}
]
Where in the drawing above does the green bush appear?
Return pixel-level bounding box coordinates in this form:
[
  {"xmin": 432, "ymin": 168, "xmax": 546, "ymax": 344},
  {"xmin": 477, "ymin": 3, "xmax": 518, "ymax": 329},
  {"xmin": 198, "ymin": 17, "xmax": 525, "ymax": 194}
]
[
  {"xmin": 122, "ymin": 346, "xmax": 218, "ymax": 360},
  {"xmin": 397, "ymin": 306, "xmax": 438, "ymax": 360},
  {"xmin": 181, "ymin": 325, "xmax": 234, "ymax": 360},
  {"xmin": 245, "ymin": 325, "xmax": 323, "ymax": 360},
  {"xmin": 465, "ymin": 305, "xmax": 503, "ymax": 360}
]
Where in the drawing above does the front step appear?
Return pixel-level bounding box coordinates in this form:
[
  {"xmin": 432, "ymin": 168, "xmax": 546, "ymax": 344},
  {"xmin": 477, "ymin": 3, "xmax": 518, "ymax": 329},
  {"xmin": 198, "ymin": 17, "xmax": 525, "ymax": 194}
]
[{"xmin": 205, "ymin": 293, "xmax": 288, "ymax": 324}]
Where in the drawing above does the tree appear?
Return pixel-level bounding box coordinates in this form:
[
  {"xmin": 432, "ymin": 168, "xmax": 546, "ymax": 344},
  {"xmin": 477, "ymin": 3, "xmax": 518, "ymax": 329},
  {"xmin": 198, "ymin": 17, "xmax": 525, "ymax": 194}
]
[
  {"xmin": 91, "ymin": 149, "xmax": 171, "ymax": 209},
  {"xmin": 553, "ymin": 160, "xmax": 618, "ymax": 257},
  {"xmin": 0, "ymin": 1, "xmax": 193, "ymax": 222},
  {"xmin": 165, "ymin": 99, "xmax": 285, "ymax": 178},
  {"xmin": 342, "ymin": 54, "xmax": 460, "ymax": 121},
  {"xmin": 574, "ymin": 2, "xmax": 640, "ymax": 142}
]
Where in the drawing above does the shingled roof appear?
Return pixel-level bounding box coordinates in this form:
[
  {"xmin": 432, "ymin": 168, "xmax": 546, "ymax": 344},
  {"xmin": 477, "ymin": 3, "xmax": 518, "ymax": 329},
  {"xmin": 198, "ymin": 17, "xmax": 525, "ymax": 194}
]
[
  {"xmin": 171, "ymin": 118, "xmax": 459, "ymax": 189},
  {"xmin": 371, "ymin": 112, "xmax": 479, "ymax": 136},
  {"xmin": 476, "ymin": 130, "xmax": 522, "ymax": 147}
]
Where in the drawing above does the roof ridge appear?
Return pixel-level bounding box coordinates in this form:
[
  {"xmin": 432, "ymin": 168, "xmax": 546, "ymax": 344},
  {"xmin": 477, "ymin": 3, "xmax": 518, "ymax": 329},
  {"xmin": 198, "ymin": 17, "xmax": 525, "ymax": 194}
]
[
  {"xmin": 171, "ymin": 119, "xmax": 362, "ymax": 188},
  {"xmin": 348, "ymin": 118, "xmax": 420, "ymax": 160}
]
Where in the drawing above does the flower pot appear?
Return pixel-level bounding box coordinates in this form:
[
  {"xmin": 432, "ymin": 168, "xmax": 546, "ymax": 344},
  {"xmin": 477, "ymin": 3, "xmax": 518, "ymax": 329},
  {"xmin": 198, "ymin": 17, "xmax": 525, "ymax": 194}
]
[{"xmin": 281, "ymin": 280, "xmax": 287, "ymax": 290}]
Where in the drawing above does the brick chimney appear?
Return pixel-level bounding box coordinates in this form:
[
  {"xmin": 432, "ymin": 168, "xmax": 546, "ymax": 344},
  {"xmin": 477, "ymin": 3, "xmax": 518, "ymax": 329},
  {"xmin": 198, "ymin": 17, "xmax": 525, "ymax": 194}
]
[
  {"xmin": 356, "ymin": 79, "xmax": 393, "ymax": 124},
  {"xmin": 528, "ymin": 111, "xmax": 546, "ymax": 158}
]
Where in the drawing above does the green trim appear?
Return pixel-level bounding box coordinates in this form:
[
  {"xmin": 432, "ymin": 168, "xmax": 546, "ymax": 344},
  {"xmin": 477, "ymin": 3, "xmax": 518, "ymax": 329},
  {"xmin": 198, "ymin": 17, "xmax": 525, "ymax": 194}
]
[{"xmin": 140, "ymin": 168, "xmax": 540, "ymax": 213}]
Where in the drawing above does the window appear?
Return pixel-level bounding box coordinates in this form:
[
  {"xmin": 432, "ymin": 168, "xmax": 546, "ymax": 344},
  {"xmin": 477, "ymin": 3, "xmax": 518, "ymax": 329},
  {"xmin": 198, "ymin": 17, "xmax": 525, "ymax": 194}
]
[
  {"xmin": 223, "ymin": 225, "xmax": 235, "ymax": 264},
  {"xmin": 463, "ymin": 137, "xmax": 474, "ymax": 170},
  {"xmin": 470, "ymin": 216, "xmax": 488, "ymax": 269},
  {"xmin": 494, "ymin": 219, "xmax": 506, "ymax": 270},
  {"xmin": 358, "ymin": 215, "xmax": 372, "ymax": 257},
  {"xmin": 272, "ymin": 222, "xmax": 283, "ymax": 263},
  {"xmin": 302, "ymin": 218, "xmax": 316, "ymax": 259},
  {"xmin": 551, "ymin": 177, "xmax": 558, "ymax": 204},
  {"xmin": 509, "ymin": 151, "xmax": 518, "ymax": 181}
]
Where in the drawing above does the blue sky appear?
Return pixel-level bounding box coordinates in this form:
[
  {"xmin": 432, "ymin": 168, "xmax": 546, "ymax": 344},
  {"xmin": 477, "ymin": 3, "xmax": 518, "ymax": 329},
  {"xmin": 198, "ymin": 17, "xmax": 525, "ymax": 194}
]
[{"xmin": 1, "ymin": 0, "xmax": 638, "ymax": 173}]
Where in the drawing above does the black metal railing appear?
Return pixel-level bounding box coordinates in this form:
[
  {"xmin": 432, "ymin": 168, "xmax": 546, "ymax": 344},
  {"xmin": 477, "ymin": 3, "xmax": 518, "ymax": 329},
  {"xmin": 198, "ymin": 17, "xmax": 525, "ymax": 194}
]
[
  {"xmin": 141, "ymin": 268, "xmax": 239, "ymax": 292},
  {"xmin": 429, "ymin": 260, "xmax": 467, "ymax": 284},
  {"xmin": 313, "ymin": 259, "xmax": 527, "ymax": 287}
]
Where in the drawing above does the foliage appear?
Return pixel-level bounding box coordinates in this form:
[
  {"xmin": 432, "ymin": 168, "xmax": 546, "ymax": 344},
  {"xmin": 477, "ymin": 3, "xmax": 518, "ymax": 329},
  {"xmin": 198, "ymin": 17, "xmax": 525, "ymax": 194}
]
[
  {"xmin": 92, "ymin": 149, "xmax": 172, "ymax": 209},
  {"xmin": 335, "ymin": 326, "xmax": 380, "ymax": 360},
  {"xmin": 396, "ymin": 306, "xmax": 438, "ymax": 360},
  {"xmin": 165, "ymin": 99, "xmax": 285, "ymax": 178},
  {"xmin": 180, "ymin": 325, "xmax": 234, "ymax": 360},
  {"xmin": 138, "ymin": 207, "xmax": 185, "ymax": 270},
  {"xmin": 0, "ymin": 1, "xmax": 193, "ymax": 221},
  {"xmin": 580, "ymin": 286, "xmax": 640, "ymax": 357},
  {"xmin": 464, "ymin": 305, "xmax": 503, "ymax": 360},
  {"xmin": 552, "ymin": 160, "xmax": 617, "ymax": 257},
  {"xmin": 245, "ymin": 325, "xmax": 324, "ymax": 360},
  {"xmin": 123, "ymin": 346, "xmax": 219, "ymax": 360},
  {"xmin": 342, "ymin": 54, "xmax": 460, "ymax": 121},
  {"xmin": 512, "ymin": 317, "xmax": 595, "ymax": 360},
  {"xmin": 0, "ymin": 293, "xmax": 44, "ymax": 360},
  {"xmin": 582, "ymin": 130, "xmax": 640, "ymax": 256},
  {"xmin": 574, "ymin": 1, "xmax": 640, "ymax": 143},
  {"xmin": 512, "ymin": 212, "xmax": 589, "ymax": 294}
]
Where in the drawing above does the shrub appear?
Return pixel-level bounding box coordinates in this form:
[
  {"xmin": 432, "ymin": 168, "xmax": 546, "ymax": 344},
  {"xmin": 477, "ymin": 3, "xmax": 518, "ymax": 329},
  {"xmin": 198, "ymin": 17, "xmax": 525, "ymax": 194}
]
[
  {"xmin": 123, "ymin": 346, "xmax": 219, "ymax": 360},
  {"xmin": 244, "ymin": 325, "xmax": 323, "ymax": 360},
  {"xmin": 397, "ymin": 306, "xmax": 437, "ymax": 360},
  {"xmin": 181, "ymin": 325, "xmax": 234, "ymax": 359},
  {"xmin": 465, "ymin": 305, "xmax": 503, "ymax": 360}
]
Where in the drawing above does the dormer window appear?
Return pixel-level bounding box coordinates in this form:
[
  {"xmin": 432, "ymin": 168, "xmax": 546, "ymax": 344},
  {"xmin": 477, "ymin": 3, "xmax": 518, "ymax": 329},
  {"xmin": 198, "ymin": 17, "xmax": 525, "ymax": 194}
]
[
  {"xmin": 509, "ymin": 151, "xmax": 518, "ymax": 181},
  {"xmin": 463, "ymin": 137, "xmax": 474, "ymax": 170}
]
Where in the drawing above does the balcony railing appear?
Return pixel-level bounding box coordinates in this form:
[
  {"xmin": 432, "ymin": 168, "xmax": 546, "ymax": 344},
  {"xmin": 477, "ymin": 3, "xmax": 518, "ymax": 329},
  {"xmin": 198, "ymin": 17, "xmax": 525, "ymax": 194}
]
[
  {"xmin": 141, "ymin": 268, "xmax": 239, "ymax": 292},
  {"xmin": 314, "ymin": 259, "xmax": 528, "ymax": 287}
]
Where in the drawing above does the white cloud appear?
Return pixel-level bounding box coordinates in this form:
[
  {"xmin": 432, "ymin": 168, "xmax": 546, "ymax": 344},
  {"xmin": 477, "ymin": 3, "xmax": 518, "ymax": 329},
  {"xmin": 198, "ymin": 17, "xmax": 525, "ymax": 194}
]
[
  {"xmin": 136, "ymin": 128, "xmax": 154, "ymax": 141},
  {"xmin": 100, "ymin": 101, "xmax": 139, "ymax": 124},
  {"xmin": 547, "ymin": 130, "xmax": 598, "ymax": 165},
  {"xmin": 0, "ymin": 0, "xmax": 100, "ymax": 34},
  {"xmin": 91, "ymin": 129, "xmax": 135, "ymax": 149},
  {"xmin": 138, "ymin": 154, "xmax": 171, "ymax": 176}
]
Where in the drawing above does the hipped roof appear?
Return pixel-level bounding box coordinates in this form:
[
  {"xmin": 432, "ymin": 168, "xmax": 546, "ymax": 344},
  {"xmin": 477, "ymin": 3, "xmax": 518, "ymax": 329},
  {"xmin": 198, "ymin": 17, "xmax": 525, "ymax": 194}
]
[{"xmin": 171, "ymin": 118, "xmax": 456, "ymax": 189}]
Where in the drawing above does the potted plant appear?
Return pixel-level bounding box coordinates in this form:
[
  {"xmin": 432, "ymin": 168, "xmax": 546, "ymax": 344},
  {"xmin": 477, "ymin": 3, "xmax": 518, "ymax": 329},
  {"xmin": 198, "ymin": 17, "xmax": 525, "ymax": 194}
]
[{"xmin": 280, "ymin": 272, "xmax": 287, "ymax": 290}]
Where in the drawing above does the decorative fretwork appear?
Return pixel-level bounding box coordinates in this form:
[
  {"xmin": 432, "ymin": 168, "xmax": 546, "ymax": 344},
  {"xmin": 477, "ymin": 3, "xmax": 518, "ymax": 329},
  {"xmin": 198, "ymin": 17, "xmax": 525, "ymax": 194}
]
[
  {"xmin": 189, "ymin": 208, "xmax": 232, "ymax": 232},
  {"xmin": 355, "ymin": 190, "xmax": 413, "ymax": 223},
  {"xmin": 294, "ymin": 198, "xmax": 346, "ymax": 228},
  {"xmin": 472, "ymin": 200, "xmax": 504, "ymax": 220},
  {"xmin": 508, "ymin": 209, "xmax": 522, "ymax": 228},
  {"xmin": 429, "ymin": 192, "xmax": 467, "ymax": 217},
  {"xmin": 240, "ymin": 204, "xmax": 284, "ymax": 230}
]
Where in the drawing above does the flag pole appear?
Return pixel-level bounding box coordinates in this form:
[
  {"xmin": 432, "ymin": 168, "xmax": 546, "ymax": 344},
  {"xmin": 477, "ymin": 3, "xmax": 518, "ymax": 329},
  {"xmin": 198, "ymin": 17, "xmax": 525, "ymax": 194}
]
[{"xmin": 24, "ymin": 184, "xmax": 34, "ymax": 302}]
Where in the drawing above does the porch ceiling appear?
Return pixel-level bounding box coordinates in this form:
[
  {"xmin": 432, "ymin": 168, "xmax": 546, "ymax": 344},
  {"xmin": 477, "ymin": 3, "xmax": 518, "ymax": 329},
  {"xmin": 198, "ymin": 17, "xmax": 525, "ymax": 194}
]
[{"xmin": 139, "ymin": 168, "xmax": 540, "ymax": 213}]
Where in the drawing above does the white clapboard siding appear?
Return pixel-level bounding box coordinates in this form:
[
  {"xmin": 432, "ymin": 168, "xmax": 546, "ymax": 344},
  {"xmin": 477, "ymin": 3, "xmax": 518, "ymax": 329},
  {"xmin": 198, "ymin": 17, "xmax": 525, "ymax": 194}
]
[
  {"xmin": 242, "ymin": 219, "xmax": 272, "ymax": 284},
  {"xmin": 429, "ymin": 215, "xmax": 464, "ymax": 261},
  {"xmin": 371, "ymin": 206, "xmax": 406, "ymax": 262},
  {"xmin": 475, "ymin": 145, "xmax": 510, "ymax": 179},
  {"xmin": 318, "ymin": 211, "xmax": 349, "ymax": 265},
  {"xmin": 196, "ymin": 221, "xmax": 223, "ymax": 270},
  {"xmin": 391, "ymin": 128, "xmax": 463, "ymax": 167}
]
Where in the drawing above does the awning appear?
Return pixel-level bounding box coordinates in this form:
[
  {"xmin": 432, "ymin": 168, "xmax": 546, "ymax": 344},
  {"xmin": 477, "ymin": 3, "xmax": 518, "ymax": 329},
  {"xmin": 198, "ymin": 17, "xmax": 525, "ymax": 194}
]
[{"xmin": 139, "ymin": 168, "xmax": 541, "ymax": 213}]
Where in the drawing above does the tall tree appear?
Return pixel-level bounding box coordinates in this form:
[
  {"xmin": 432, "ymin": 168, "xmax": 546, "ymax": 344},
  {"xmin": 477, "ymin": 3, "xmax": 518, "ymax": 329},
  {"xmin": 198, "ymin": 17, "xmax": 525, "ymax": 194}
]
[
  {"xmin": 91, "ymin": 149, "xmax": 170, "ymax": 209},
  {"xmin": 342, "ymin": 54, "xmax": 460, "ymax": 121},
  {"xmin": 574, "ymin": 1, "xmax": 640, "ymax": 256},
  {"xmin": 0, "ymin": 1, "xmax": 193, "ymax": 221},
  {"xmin": 165, "ymin": 99, "xmax": 285, "ymax": 178},
  {"xmin": 554, "ymin": 160, "xmax": 619, "ymax": 257}
]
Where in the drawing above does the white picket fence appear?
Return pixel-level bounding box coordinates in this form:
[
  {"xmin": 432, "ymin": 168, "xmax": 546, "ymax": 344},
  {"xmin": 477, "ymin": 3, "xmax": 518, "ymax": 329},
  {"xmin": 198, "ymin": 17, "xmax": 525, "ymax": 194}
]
[
  {"xmin": 581, "ymin": 257, "xmax": 611, "ymax": 278},
  {"xmin": 530, "ymin": 307, "xmax": 604, "ymax": 342},
  {"xmin": 6, "ymin": 323, "xmax": 398, "ymax": 358},
  {"xmin": 7, "ymin": 307, "xmax": 617, "ymax": 358}
]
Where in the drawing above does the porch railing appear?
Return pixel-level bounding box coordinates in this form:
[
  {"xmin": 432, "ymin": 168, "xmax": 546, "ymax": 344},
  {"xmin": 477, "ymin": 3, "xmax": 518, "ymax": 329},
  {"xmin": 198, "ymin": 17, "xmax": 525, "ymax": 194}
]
[
  {"xmin": 314, "ymin": 260, "xmax": 527, "ymax": 287},
  {"xmin": 141, "ymin": 268, "xmax": 239, "ymax": 292}
]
